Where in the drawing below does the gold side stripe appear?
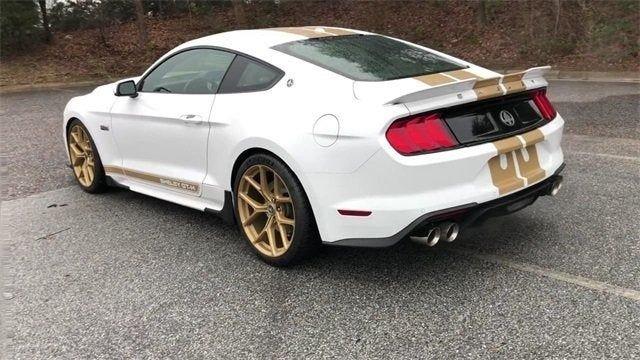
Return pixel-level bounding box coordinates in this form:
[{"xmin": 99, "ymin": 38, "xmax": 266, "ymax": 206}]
[{"xmin": 104, "ymin": 165, "xmax": 199, "ymax": 193}]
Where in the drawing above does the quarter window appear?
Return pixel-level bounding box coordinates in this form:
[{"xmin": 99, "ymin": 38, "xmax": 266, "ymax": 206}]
[
  {"xmin": 140, "ymin": 49, "xmax": 235, "ymax": 94},
  {"xmin": 219, "ymin": 56, "xmax": 283, "ymax": 93}
]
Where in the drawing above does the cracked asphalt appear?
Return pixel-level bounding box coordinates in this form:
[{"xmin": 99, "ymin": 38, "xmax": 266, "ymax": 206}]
[{"xmin": 1, "ymin": 81, "xmax": 639, "ymax": 359}]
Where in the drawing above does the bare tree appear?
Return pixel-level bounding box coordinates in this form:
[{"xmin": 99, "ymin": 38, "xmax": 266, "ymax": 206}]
[
  {"xmin": 37, "ymin": 0, "xmax": 51, "ymax": 42},
  {"xmin": 232, "ymin": 0, "xmax": 247, "ymax": 28},
  {"xmin": 553, "ymin": 0, "xmax": 561, "ymax": 35},
  {"xmin": 476, "ymin": 0, "xmax": 487, "ymax": 27},
  {"xmin": 133, "ymin": 0, "xmax": 148, "ymax": 49}
]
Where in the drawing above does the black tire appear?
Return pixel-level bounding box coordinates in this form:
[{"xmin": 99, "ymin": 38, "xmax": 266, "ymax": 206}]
[
  {"xmin": 66, "ymin": 119, "xmax": 108, "ymax": 193},
  {"xmin": 233, "ymin": 153, "xmax": 319, "ymax": 266}
]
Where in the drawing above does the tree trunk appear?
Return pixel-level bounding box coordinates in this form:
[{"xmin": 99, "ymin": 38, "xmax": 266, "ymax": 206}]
[
  {"xmin": 38, "ymin": 0, "xmax": 51, "ymax": 42},
  {"xmin": 476, "ymin": 0, "xmax": 487, "ymax": 27},
  {"xmin": 133, "ymin": 0, "xmax": 148, "ymax": 49},
  {"xmin": 553, "ymin": 0, "xmax": 561, "ymax": 35},
  {"xmin": 232, "ymin": 0, "xmax": 247, "ymax": 28}
]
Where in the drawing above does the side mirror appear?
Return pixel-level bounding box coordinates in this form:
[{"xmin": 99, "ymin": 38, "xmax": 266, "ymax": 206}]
[{"xmin": 115, "ymin": 80, "xmax": 138, "ymax": 98}]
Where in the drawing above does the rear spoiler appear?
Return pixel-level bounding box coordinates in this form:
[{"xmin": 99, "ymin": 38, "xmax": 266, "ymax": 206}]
[{"xmin": 386, "ymin": 66, "xmax": 551, "ymax": 105}]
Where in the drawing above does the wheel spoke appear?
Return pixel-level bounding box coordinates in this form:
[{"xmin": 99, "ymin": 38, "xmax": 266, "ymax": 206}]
[
  {"xmin": 69, "ymin": 144, "xmax": 84, "ymax": 158},
  {"xmin": 259, "ymin": 166, "xmax": 270, "ymax": 198},
  {"xmin": 243, "ymin": 175, "xmax": 262, "ymax": 193},
  {"xmin": 238, "ymin": 192, "xmax": 266, "ymax": 211},
  {"xmin": 81, "ymin": 141, "xmax": 92, "ymax": 152},
  {"xmin": 253, "ymin": 217, "xmax": 272, "ymax": 244},
  {"xmin": 277, "ymin": 222, "xmax": 290, "ymax": 248},
  {"xmin": 81, "ymin": 164, "xmax": 89, "ymax": 183},
  {"xmin": 241, "ymin": 210, "xmax": 262, "ymax": 226},
  {"xmin": 276, "ymin": 213, "xmax": 294, "ymax": 226},
  {"xmin": 70, "ymin": 131, "xmax": 81, "ymax": 145},
  {"xmin": 275, "ymin": 195, "xmax": 292, "ymax": 203},
  {"xmin": 266, "ymin": 219, "xmax": 277, "ymax": 256}
]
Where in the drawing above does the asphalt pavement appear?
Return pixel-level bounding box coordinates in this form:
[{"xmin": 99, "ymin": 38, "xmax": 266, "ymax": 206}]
[{"xmin": 1, "ymin": 81, "xmax": 639, "ymax": 359}]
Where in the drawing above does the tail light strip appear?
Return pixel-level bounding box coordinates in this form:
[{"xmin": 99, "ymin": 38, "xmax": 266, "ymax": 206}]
[{"xmin": 386, "ymin": 88, "xmax": 556, "ymax": 156}]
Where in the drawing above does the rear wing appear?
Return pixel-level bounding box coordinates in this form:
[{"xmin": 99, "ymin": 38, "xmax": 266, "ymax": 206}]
[{"xmin": 386, "ymin": 66, "xmax": 551, "ymax": 106}]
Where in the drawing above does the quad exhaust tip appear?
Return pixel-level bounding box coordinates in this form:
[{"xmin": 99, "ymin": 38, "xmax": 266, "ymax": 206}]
[
  {"xmin": 410, "ymin": 227, "xmax": 441, "ymax": 247},
  {"xmin": 441, "ymin": 222, "xmax": 460, "ymax": 243},
  {"xmin": 550, "ymin": 178, "xmax": 563, "ymax": 196}
]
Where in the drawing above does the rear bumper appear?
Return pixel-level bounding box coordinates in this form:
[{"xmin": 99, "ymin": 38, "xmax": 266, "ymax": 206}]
[
  {"xmin": 309, "ymin": 115, "xmax": 564, "ymax": 245},
  {"xmin": 329, "ymin": 164, "xmax": 564, "ymax": 247}
]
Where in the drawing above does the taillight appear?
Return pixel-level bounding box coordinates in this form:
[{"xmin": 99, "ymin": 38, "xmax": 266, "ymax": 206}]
[
  {"xmin": 386, "ymin": 113, "xmax": 458, "ymax": 155},
  {"xmin": 532, "ymin": 89, "xmax": 556, "ymax": 121}
]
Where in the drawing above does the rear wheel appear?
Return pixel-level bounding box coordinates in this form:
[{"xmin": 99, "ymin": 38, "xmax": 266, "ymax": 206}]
[
  {"xmin": 234, "ymin": 154, "xmax": 318, "ymax": 266},
  {"xmin": 67, "ymin": 120, "xmax": 107, "ymax": 193}
]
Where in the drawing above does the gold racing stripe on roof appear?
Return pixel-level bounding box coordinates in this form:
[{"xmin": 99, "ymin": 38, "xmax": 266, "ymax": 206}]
[{"xmin": 270, "ymin": 26, "xmax": 356, "ymax": 38}]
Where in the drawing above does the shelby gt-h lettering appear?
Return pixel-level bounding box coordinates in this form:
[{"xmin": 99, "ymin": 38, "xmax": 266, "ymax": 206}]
[{"xmin": 63, "ymin": 27, "xmax": 565, "ymax": 265}]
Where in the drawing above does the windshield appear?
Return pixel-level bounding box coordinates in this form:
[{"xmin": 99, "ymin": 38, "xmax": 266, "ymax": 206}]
[{"xmin": 272, "ymin": 35, "xmax": 466, "ymax": 81}]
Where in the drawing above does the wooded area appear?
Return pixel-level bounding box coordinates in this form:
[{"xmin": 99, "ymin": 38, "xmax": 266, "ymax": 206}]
[{"xmin": 1, "ymin": 0, "xmax": 638, "ymax": 86}]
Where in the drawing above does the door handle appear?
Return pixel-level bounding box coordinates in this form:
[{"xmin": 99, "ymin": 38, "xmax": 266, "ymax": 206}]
[{"xmin": 179, "ymin": 114, "xmax": 203, "ymax": 125}]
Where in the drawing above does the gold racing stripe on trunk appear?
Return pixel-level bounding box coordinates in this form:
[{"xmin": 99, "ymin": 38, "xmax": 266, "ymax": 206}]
[
  {"xmin": 488, "ymin": 128, "xmax": 547, "ymax": 195},
  {"xmin": 444, "ymin": 69, "xmax": 483, "ymax": 80},
  {"xmin": 473, "ymin": 77, "xmax": 503, "ymax": 101},
  {"xmin": 104, "ymin": 165, "xmax": 199, "ymax": 193},
  {"xmin": 413, "ymin": 73, "xmax": 456, "ymax": 86},
  {"xmin": 501, "ymin": 71, "xmax": 527, "ymax": 94}
]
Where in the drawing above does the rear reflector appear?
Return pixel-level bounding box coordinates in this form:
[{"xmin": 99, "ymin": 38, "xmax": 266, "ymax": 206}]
[
  {"xmin": 532, "ymin": 89, "xmax": 556, "ymax": 120},
  {"xmin": 338, "ymin": 209, "xmax": 372, "ymax": 217},
  {"xmin": 386, "ymin": 113, "xmax": 458, "ymax": 155}
]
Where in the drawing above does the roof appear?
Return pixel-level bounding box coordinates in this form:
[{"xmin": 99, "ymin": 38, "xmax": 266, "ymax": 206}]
[{"xmin": 175, "ymin": 26, "xmax": 369, "ymax": 58}]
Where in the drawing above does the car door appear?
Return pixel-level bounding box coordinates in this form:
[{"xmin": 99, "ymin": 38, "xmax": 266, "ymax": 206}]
[{"xmin": 110, "ymin": 48, "xmax": 235, "ymax": 195}]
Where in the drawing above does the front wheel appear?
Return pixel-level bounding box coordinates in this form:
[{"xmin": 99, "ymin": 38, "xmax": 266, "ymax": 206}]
[
  {"xmin": 234, "ymin": 154, "xmax": 318, "ymax": 266},
  {"xmin": 67, "ymin": 120, "xmax": 107, "ymax": 193}
]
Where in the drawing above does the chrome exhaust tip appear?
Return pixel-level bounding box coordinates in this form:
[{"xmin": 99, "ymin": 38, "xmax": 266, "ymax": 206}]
[
  {"xmin": 550, "ymin": 178, "xmax": 563, "ymax": 196},
  {"xmin": 410, "ymin": 227, "xmax": 441, "ymax": 247},
  {"xmin": 441, "ymin": 222, "xmax": 460, "ymax": 242}
]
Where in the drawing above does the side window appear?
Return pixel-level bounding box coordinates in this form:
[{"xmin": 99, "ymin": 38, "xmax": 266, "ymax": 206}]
[
  {"xmin": 218, "ymin": 56, "xmax": 283, "ymax": 94},
  {"xmin": 140, "ymin": 49, "xmax": 235, "ymax": 94}
]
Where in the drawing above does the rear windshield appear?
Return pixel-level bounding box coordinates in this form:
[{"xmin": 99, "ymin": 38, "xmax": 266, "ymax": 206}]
[{"xmin": 272, "ymin": 35, "xmax": 466, "ymax": 81}]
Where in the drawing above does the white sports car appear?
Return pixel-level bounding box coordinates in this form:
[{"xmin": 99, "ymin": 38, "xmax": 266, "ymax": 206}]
[{"xmin": 63, "ymin": 26, "xmax": 565, "ymax": 265}]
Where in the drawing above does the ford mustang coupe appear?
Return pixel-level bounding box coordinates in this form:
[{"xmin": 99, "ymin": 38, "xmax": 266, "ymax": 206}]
[{"xmin": 63, "ymin": 26, "xmax": 565, "ymax": 266}]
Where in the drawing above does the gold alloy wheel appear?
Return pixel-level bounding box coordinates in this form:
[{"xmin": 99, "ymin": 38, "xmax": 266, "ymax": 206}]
[
  {"xmin": 68, "ymin": 124, "xmax": 95, "ymax": 187},
  {"xmin": 237, "ymin": 164, "xmax": 295, "ymax": 257}
]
